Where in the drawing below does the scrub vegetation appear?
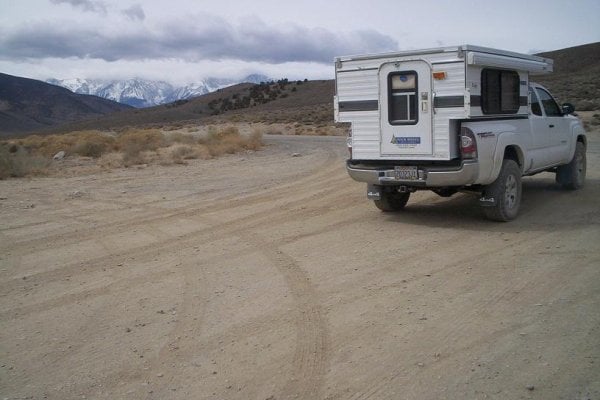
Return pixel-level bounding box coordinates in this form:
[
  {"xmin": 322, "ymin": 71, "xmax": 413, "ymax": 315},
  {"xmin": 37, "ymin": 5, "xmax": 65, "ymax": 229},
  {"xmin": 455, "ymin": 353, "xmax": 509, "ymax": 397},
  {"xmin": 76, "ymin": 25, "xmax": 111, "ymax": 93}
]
[{"xmin": 0, "ymin": 126, "xmax": 262, "ymax": 178}]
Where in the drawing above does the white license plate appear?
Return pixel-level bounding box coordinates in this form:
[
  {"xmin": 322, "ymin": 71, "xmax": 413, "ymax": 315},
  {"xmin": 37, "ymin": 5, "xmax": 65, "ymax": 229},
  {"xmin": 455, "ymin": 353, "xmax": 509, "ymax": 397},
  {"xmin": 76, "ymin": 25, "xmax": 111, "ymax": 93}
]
[{"xmin": 394, "ymin": 166, "xmax": 418, "ymax": 180}]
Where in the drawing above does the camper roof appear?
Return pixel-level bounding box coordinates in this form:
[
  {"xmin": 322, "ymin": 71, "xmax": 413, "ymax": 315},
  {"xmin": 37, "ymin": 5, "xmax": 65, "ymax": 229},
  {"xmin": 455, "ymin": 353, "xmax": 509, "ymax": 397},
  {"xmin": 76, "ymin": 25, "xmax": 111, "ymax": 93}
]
[{"xmin": 335, "ymin": 45, "xmax": 553, "ymax": 74}]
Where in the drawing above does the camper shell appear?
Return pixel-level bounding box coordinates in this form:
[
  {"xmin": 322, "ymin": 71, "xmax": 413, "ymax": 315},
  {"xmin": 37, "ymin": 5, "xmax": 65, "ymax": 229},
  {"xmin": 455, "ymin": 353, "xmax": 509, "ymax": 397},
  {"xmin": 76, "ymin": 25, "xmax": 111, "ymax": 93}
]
[
  {"xmin": 335, "ymin": 45, "xmax": 587, "ymax": 221},
  {"xmin": 335, "ymin": 45, "xmax": 552, "ymax": 161}
]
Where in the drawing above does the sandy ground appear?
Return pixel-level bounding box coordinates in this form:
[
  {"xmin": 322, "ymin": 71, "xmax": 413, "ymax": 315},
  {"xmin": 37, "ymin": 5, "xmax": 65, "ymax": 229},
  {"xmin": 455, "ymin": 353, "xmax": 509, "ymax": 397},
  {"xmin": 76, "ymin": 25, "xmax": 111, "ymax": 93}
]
[{"xmin": 1, "ymin": 133, "xmax": 599, "ymax": 400}]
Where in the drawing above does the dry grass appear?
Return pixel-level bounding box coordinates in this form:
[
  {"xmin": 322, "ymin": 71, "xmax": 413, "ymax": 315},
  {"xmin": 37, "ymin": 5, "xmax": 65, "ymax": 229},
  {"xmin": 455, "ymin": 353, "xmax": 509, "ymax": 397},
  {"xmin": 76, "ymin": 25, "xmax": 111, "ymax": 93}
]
[
  {"xmin": 0, "ymin": 144, "xmax": 50, "ymax": 179},
  {"xmin": 0, "ymin": 125, "xmax": 264, "ymax": 178}
]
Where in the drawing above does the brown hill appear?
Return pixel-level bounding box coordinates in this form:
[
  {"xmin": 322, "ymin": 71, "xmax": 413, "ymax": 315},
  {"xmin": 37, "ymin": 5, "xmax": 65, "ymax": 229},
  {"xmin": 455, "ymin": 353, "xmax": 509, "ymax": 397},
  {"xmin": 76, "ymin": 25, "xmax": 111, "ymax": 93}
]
[
  {"xmin": 534, "ymin": 42, "xmax": 600, "ymax": 110},
  {"xmin": 45, "ymin": 79, "xmax": 335, "ymax": 134},
  {"xmin": 0, "ymin": 73, "xmax": 132, "ymax": 136}
]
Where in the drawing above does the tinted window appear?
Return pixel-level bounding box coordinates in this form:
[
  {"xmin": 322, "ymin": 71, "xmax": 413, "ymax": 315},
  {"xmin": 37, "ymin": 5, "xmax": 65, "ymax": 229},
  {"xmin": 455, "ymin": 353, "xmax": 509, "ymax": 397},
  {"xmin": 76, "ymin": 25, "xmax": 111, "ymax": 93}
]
[
  {"xmin": 481, "ymin": 69, "xmax": 520, "ymax": 114},
  {"xmin": 389, "ymin": 72, "xmax": 418, "ymax": 125},
  {"xmin": 535, "ymin": 88, "xmax": 562, "ymax": 117},
  {"xmin": 529, "ymin": 87, "xmax": 542, "ymax": 116}
]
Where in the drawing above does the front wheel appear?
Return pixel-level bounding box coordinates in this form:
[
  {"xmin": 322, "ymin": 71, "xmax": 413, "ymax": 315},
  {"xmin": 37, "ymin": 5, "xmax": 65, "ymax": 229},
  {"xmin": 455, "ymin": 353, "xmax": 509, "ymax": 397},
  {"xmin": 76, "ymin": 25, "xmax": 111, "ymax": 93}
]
[
  {"xmin": 374, "ymin": 190, "xmax": 410, "ymax": 212},
  {"xmin": 556, "ymin": 141, "xmax": 586, "ymax": 190},
  {"xmin": 482, "ymin": 159, "xmax": 522, "ymax": 222}
]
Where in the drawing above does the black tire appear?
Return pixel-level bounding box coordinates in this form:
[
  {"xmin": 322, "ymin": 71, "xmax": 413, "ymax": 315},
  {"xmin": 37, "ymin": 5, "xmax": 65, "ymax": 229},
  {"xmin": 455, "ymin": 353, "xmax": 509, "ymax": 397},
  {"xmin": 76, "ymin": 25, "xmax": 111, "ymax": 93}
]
[
  {"xmin": 556, "ymin": 141, "xmax": 586, "ymax": 190},
  {"xmin": 374, "ymin": 190, "xmax": 410, "ymax": 212},
  {"xmin": 482, "ymin": 159, "xmax": 522, "ymax": 222}
]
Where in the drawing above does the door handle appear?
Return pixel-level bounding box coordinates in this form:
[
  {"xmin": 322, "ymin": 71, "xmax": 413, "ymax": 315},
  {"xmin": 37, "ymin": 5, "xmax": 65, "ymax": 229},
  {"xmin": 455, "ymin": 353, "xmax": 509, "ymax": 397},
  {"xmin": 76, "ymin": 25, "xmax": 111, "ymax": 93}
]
[{"xmin": 549, "ymin": 124, "xmax": 555, "ymax": 128}]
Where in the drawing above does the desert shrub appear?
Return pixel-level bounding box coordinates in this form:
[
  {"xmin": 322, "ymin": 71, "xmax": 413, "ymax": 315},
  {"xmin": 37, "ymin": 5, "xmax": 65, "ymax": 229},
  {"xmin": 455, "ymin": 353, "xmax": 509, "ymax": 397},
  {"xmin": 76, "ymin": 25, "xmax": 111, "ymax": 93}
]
[
  {"xmin": 19, "ymin": 134, "xmax": 75, "ymax": 157},
  {"xmin": 577, "ymin": 100, "xmax": 600, "ymax": 111},
  {"xmin": 169, "ymin": 144, "xmax": 200, "ymax": 164},
  {"xmin": 70, "ymin": 132, "xmax": 116, "ymax": 158},
  {"xmin": 122, "ymin": 145, "xmax": 148, "ymax": 167},
  {"xmin": 117, "ymin": 129, "xmax": 164, "ymax": 152},
  {"xmin": 16, "ymin": 131, "xmax": 115, "ymax": 158},
  {"xmin": 247, "ymin": 129, "xmax": 263, "ymax": 150},
  {"xmin": 0, "ymin": 145, "xmax": 11, "ymax": 179},
  {"xmin": 0, "ymin": 144, "xmax": 50, "ymax": 178},
  {"xmin": 167, "ymin": 132, "xmax": 196, "ymax": 145},
  {"xmin": 199, "ymin": 126, "xmax": 263, "ymax": 156}
]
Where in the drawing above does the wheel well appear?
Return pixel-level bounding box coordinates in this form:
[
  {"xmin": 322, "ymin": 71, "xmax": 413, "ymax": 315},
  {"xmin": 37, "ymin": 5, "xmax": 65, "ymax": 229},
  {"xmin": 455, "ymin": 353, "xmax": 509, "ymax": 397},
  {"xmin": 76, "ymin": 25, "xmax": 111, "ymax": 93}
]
[
  {"xmin": 577, "ymin": 135, "xmax": 587, "ymax": 147},
  {"xmin": 503, "ymin": 146, "xmax": 523, "ymax": 167}
]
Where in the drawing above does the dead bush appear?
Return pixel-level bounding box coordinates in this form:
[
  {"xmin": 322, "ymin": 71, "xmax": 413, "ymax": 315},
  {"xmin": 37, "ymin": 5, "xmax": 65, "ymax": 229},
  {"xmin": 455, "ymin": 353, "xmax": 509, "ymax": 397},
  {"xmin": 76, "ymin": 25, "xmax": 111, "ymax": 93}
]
[
  {"xmin": 166, "ymin": 132, "xmax": 197, "ymax": 145},
  {"xmin": 0, "ymin": 144, "xmax": 50, "ymax": 178},
  {"xmin": 169, "ymin": 144, "xmax": 200, "ymax": 164},
  {"xmin": 117, "ymin": 129, "xmax": 164, "ymax": 152},
  {"xmin": 70, "ymin": 132, "xmax": 116, "ymax": 158},
  {"xmin": 247, "ymin": 129, "xmax": 263, "ymax": 150},
  {"xmin": 15, "ymin": 131, "xmax": 116, "ymax": 158}
]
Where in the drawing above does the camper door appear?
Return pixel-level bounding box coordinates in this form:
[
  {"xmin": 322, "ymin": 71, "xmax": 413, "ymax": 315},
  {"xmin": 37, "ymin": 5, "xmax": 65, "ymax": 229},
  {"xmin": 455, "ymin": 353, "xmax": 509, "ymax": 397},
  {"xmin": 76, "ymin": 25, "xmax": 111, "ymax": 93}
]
[{"xmin": 379, "ymin": 61, "xmax": 433, "ymax": 156}]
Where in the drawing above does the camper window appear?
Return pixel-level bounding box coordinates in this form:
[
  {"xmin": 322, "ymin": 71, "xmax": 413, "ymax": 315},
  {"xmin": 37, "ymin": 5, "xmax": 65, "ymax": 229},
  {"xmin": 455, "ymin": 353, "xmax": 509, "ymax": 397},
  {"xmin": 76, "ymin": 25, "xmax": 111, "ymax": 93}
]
[
  {"xmin": 481, "ymin": 69, "xmax": 520, "ymax": 114},
  {"xmin": 388, "ymin": 72, "xmax": 418, "ymax": 125}
]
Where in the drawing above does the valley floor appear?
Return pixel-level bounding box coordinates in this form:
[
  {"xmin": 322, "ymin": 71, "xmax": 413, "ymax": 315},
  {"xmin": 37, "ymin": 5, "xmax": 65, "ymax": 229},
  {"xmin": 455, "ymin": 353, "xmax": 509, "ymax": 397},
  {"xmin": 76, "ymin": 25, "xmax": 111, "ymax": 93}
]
[{"xmin": 1, "ymin": 133, "xmax": 599, "ymax": 399}]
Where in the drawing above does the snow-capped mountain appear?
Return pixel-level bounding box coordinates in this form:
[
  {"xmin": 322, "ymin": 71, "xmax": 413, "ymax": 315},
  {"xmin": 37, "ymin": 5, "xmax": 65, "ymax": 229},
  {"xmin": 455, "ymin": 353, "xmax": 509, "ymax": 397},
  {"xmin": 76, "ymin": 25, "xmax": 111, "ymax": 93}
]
[{"xmin": 46, "ymin": 75, "xmax": 270, "ymax": 108}]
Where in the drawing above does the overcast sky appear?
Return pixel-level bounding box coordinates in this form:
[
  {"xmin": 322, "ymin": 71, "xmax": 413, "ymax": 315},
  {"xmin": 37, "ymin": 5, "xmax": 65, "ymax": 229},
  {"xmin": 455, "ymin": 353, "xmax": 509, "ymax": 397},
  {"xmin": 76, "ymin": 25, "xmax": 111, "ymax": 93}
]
[{"xmin": 1, "ymin": 0, "xmax": 599, "ymax": 84}]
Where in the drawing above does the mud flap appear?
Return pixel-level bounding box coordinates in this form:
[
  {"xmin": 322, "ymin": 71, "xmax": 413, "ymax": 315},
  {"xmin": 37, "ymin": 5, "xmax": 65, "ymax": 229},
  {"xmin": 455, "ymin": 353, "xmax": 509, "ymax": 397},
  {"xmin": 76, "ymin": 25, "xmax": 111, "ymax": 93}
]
[
  {"xmin": 367, "ymin": 184, "xmax": 381, "ymax": 200},
  {"xmin": 479, "ymin": 195, "xmax": 497, "ymax": 207}
]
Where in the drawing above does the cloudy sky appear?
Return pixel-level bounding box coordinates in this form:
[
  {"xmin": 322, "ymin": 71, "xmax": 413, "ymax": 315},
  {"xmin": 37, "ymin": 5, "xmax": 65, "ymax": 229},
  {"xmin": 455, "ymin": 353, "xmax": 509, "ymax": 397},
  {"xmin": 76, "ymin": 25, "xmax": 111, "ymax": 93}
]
[{"xmin": 1, "ymin": 0, "xmax": 599, "ymax": 84}]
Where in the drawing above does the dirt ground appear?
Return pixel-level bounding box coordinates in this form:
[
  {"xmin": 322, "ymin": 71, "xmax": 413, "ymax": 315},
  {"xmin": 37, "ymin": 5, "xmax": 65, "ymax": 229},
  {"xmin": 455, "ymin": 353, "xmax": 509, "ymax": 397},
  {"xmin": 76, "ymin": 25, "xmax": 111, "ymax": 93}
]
[{"xmin": 1, "ymin": 132, "xmax": 599, "ymax": 400}]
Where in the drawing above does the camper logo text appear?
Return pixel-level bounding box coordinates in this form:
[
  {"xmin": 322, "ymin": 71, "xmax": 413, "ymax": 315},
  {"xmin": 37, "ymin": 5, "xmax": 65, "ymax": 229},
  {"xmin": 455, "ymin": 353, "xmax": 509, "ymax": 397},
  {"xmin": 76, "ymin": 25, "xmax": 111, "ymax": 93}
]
[{"xmin": 391, "ymin": 135, "xmax": 421, "ymax": 148}]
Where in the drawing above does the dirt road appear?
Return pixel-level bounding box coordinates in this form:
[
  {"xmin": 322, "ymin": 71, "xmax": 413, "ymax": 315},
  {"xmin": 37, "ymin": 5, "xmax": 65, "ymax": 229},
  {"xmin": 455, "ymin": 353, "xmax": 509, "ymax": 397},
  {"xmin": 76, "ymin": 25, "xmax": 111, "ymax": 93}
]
[{"xmin": 1, "ymin": 133, "xmax": 599, "ymax": 400}]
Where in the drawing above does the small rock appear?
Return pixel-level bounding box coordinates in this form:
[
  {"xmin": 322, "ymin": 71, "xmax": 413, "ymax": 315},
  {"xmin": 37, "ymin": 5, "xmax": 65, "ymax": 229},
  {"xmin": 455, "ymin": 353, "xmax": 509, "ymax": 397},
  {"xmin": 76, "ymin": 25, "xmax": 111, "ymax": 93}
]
[
  {"xmin": 125, "ymin": 327, "xmax": 131, "ymax": 333},
  {"xmin": 53, "ymin": 150, "xmax": 66, "ymax": 160},
  {"xmin": 417, "ymin": 362, "xmax": 424, "ymax": 367},
  {"xmin": 157, "ymin": 373, "xmax": 163, "ymax": 377},
  {"xmin": 526, "ymin": 385, "xmax": 535, "ymax": 391},
  {"xmin": 291, "ymin": 153, "xmax": 301, "ymax": 157},
  {"xmin": 69, "ymin": 190, "xmax": 84, "ymax": 199}
]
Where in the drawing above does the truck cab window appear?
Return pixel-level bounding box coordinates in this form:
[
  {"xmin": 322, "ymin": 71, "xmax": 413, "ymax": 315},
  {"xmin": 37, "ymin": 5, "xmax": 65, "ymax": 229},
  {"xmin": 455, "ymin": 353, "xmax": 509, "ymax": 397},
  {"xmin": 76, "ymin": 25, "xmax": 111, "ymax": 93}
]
[
  {"xmin": 388, "ymin": 72, "xmax": 418, "ymax": 125},
  {"xmin": 529, "ymin": 87, "xmax": 542, "ymax": 116},
  {"xmin": 481, "ymin": 68, "xmax": 520, "ymax": 114},
  {"xmin": 535, "ymin": 88, "xmax": 562, "ymax": 117}
]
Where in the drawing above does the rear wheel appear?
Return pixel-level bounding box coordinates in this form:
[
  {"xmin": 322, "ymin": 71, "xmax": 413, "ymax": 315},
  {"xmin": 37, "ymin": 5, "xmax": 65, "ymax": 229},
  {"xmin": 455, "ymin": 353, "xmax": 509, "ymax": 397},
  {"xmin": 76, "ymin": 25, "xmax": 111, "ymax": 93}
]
[
  {"xmin": 556, "ymin": 141, "xmax": 586, "ymax": 190},
  {"xmin": 482, "ymin": 159, "xmax": 522, "ymax": 222},
  {"xmin": 374, "ymin": 190, "xmax": 410, "ymax": 212}
]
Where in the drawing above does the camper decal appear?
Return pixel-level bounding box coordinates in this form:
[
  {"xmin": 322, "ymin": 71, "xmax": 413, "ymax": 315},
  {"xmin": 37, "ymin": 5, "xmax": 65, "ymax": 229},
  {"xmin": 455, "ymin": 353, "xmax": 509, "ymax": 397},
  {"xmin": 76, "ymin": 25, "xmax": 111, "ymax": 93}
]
[{"xmin": 391, "ymin": 135, "xmax": 421, "ymax": 147}]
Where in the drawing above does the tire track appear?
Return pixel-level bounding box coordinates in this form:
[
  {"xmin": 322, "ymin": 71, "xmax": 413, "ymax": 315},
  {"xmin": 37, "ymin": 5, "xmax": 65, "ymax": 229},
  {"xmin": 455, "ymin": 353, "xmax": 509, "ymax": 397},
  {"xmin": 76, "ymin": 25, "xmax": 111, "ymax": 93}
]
[
  {"xmin": 1, "ymin": 146, "xmax": 343, "ymax": 254},
  {"xmin": 0, "ymin": 166, "xmax": 353, "ymax": 294}
]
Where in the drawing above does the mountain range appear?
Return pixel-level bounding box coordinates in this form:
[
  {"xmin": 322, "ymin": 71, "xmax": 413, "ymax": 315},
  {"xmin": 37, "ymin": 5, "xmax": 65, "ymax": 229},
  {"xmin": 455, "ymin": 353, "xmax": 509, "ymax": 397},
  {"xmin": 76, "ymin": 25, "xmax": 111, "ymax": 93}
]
[{"xmin": 46, "ymin": 74, "xmax": 270, "ymax": 108}]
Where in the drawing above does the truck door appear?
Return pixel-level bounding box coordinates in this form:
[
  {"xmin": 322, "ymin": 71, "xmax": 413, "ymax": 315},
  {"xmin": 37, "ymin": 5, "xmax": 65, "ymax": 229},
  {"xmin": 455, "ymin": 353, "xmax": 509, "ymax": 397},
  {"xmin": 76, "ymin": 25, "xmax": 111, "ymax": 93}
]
[
  {"xmin": 379, "ymin": 60, "xmax": 432, "ymax": 157},
  {"xmin": 535, "ymin": 87, "xmax": 571, "ymax": 164}
]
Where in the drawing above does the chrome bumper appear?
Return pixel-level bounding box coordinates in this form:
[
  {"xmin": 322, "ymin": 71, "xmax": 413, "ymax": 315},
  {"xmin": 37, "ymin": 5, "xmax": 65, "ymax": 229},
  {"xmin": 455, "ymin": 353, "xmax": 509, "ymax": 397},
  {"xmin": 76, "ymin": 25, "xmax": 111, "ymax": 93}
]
[{"xmin": 346, "ymin": 160, "xmax": 479, "ymax": 187}]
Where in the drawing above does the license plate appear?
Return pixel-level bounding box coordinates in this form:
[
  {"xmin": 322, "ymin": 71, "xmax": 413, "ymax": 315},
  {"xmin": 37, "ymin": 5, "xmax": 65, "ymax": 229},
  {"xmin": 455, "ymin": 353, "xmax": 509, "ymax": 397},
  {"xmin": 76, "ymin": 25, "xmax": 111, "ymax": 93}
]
[{"xmin": 394, "ymin": 166, "xmax": 418, "ymax": 180}]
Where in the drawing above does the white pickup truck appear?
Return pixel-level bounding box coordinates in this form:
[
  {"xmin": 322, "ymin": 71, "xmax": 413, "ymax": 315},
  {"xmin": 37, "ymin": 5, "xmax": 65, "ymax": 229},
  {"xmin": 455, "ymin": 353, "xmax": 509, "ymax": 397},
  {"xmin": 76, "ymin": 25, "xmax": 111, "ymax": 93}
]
[{"xmin": 334, "ymin": 45, "xmax": 587, "ymax": 221}]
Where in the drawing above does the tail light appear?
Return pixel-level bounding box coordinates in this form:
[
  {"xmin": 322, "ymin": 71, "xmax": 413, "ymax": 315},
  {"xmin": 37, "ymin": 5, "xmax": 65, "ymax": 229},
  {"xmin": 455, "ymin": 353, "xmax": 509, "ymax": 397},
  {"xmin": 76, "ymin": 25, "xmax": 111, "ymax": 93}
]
[
  {"xmin": 460, "ymin": 127, "xmax": 477, "ymax": 160},
  {"xmin": 347, "ymin": 127, "xmax": 353, "ymax": 158}
]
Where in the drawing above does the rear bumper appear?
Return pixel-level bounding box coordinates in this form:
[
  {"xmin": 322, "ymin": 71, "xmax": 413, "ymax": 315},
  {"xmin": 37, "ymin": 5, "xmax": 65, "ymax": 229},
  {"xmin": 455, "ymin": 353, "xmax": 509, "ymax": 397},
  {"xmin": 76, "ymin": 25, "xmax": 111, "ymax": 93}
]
[{"xmin": 346, "ymin": 160, "xmax": 479, "ymax": 187}]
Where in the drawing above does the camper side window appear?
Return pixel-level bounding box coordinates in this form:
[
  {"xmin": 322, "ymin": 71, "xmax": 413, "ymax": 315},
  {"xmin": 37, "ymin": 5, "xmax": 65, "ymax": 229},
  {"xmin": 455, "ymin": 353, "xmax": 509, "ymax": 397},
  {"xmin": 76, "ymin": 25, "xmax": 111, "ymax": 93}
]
[
  {"xmin": 388, "ymin": 72, "xmax": 418, "ymax": 125},
  {"xmin": 481, "ymin": 69, "xmax": 520, "ymax": 114}
]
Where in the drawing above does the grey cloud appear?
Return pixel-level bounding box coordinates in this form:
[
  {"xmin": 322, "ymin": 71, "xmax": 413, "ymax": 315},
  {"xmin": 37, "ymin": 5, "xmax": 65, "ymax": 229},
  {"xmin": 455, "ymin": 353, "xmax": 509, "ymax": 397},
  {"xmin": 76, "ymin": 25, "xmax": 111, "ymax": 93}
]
[
  {"xmin": 0, "ymin": 16, "xmax": 397, "ymax": 64},
  {"xmin": 122, "ymin": 4, "xmax": 145, "ymax": 21},
  {"xmin": 49, "ymin": 0, "xmax": 107, "ymax": 14}
]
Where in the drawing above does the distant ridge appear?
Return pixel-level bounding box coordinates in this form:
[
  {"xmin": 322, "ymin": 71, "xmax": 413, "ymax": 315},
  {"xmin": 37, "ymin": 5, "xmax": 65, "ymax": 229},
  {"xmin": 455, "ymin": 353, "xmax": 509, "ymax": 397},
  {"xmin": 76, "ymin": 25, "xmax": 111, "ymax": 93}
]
[{"xmin": 0, "ymin": 73, "xmax": 132, "ymax": 136}]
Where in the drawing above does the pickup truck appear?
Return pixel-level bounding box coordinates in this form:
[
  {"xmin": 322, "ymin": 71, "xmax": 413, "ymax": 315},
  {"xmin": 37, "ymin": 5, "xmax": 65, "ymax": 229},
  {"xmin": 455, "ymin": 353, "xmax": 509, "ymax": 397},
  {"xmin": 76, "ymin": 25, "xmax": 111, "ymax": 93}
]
[{"xmin": 334, "ymin": 45, "xmax": 587, "ymax": 221}]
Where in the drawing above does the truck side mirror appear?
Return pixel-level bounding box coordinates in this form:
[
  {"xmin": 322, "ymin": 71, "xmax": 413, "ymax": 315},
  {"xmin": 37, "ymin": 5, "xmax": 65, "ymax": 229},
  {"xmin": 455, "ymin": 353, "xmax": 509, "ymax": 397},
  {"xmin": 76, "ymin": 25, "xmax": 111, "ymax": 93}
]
[{"xmin": 562, "ymin": 103, "xmax": 575, "ymax": 115}]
